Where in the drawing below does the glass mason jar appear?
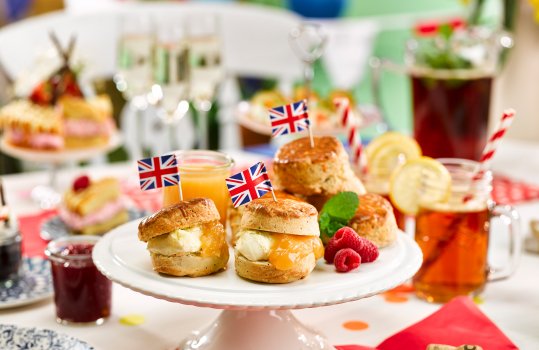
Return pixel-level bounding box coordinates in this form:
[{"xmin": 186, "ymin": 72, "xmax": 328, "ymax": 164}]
[
  {"xmin": 45, "ymin": 236, "xmax": 112, "ymax": 325},
  {"xmin": 162, "ymin": 150, "xmax": 234, "ymax": 225},
  {"xmin": 0, "ymin": 223, "xmax": 22, "ymax": 286},
  {"xmin": 413, "ymin": 158, "xmax": 521, "ymax": 303}
]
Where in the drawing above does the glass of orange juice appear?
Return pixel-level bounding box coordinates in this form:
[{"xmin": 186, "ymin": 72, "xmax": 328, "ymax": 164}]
[{"xmin": 163, "ymin": 150, "xmax": 234, "ymax": 225}]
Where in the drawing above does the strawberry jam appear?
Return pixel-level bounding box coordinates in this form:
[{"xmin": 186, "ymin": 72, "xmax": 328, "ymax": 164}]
[{"xmin": 45, "ymin": 237, "xmax": 111, "ymax": 325}]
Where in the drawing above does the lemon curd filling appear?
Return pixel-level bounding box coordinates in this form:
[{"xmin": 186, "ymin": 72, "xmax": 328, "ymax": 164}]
[
  {"xmin": 147, "ymin": 221, "xmax": 227, "ymax": 258},
  {"xmin": 236, "ymin": 230, "xmax": 324, "ymax": 271}
]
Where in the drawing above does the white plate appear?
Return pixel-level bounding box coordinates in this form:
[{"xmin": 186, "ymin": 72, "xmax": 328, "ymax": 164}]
[
  {"xmin": 236, "ymin": 101, "xmax": 383, "ymax": 137},
  {"xmin": 93, "ymin": 219, "xmax": 422, "ymax": 310},
  {"xmin": 0, "ymin": 257, "xmax": 53, "ymax": 309},
  {"xmin": 0, "ymin": 324, "xmax": 94, "ymax": 350},
  {"xmin": 0, "ymin": 132, "xmax": 122, "ymax": 164}
]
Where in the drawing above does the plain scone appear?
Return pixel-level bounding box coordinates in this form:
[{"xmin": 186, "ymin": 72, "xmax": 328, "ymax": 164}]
[
  {"xmin": 138, "ymin": 198, "xmax": 229, "ymax": 277},
  {"xmin": 273, "ymin": 136, "xmax": 366, "ymax": 197},
  {"xmin": 348, "ymin": 193, "xmax": 397, "ymax": 248}
]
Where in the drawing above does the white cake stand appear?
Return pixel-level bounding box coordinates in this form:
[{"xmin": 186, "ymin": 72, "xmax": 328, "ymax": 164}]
[
  {"xmin": 0, "ymin": 133, "xmax": 122, "ymax": 208},
  {"xmin": 93, "ymin": 220, "xmax": 422, "ymax": 350}
]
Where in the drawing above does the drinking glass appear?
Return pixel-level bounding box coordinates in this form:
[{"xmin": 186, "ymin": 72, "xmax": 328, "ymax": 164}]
[
  {"xmin": 150, "ymin": 18, "xmax": 190, "ymax": 151},
  {"xmin": 162, "ymin": 150, "xmax": 233, "ymax": 225},
  {"xmin": 413, "ymin": 158, "xmax": 521, "ymax": 303},
  {"xmin": 0, "ymin": 220, "xmax": 22, "ymax": 287},
  {"xmin": 186, "ymin": 14, "xmax": 223, "ymax": 150},
  {"xmin": 114, "ymin": 14, "xmax": 154, "ymax": 158},
  {"xmin": 45, "ymin": 236, "xmax": 112, "ymax": 325},
  {"xmin": 371, "ymin": 28, "xmax": 511, "ymax": 160}
]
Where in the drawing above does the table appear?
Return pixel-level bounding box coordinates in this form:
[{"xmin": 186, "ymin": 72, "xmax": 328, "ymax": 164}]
[{"xmin": 1, "ymin": 144, "xmax": 538, "ymax": 349}]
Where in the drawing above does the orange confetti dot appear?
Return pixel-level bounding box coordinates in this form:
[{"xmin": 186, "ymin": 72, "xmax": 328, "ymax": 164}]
[
  {"xmin": 342, "ymin": 320, "xmax": 369, "ymax": 331},
  {"xmin": 383, "ymin": 293, "xmax": 409, "ymax": 303}
]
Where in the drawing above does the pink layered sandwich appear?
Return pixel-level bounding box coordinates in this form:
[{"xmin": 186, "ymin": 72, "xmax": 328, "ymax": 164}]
[{"xmin": 59, "ymin": 176, "xmax": 128, "ymax": 235}]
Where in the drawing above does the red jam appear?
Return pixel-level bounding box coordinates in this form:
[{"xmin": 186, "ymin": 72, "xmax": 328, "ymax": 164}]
[{"xmin": 50, "ymin": 243, "xmax": 111, "ymax": 324}]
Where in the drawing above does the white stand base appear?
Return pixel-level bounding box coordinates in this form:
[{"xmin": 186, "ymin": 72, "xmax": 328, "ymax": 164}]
[{"xmin": 177, "ymin": 310, "xmax": 336, "ymax": 350}]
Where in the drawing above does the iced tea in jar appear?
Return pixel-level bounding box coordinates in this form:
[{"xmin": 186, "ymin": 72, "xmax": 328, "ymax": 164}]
[{"xmin": 413, "ymin": 158, "xmax": 520, "ymax": 303}]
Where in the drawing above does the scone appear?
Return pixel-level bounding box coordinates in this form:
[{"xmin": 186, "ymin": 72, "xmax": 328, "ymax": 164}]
[
  {"xmin": 348, "ymin": 193, "xmax": 397, "ymax": 248},
  {"xmin": 273, "ymin": 136, "xmax": 366, "ymax": 197},
  {"xmin": 59, "ymin": 176, "xmax": 128, "ymax": 235},
  {"xmin": 138, "ymin": 198, "xmax": 229, "ymax": 277},
  {"xmin": 0, "ymin": 100, "xmax": 64, "ymax": 150},
  {"xmin": 58, "ymin": 95, "xmax": 116, "ymax": 149},
  {"xmin": 228, "ymin": 190, "xmax": 305, "ymax": 245},
  {"xmin": 234, "ymin": 198, "xmax": 323, "ymax": 283}
]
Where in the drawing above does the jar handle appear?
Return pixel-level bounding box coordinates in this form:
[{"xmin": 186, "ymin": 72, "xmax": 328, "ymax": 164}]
[{"xmin": 488, "ymin": 204, "xmax": 522, "ymax": 281}]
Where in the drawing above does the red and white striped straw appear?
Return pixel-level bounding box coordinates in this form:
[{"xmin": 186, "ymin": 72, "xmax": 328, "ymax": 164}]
[
  {"xmin": 464, "ymin": 109, "xmax": 516, "ymax": 202},
  {"xmin": 473, "ymin": 109, "xmax": 516, "ymax": 180},
  {"xmin": 334, "ymin": 97, "xmax": 367, "ymax": 172}
]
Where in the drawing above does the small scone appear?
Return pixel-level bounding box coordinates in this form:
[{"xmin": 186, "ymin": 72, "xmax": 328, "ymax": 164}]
[
  {"xmin": 138, "ymin": 198, "xmax": 229, "ymax": 277},
  {"xmin": 228, "ymin": 190, "xmax": 306, "ymax": 245},
  {"xmin": 348, "ymin": 193, "xmax": 397, "ymax": 248},
  {"xmin": 273, "ymin": 136, "xmax": 366, "ymax": 197},
  {"xmin": 234, "ymin": 198, "xmax": 323, "ymax": 283}
]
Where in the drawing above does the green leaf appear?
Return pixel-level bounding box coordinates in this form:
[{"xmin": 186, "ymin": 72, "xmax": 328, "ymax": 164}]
[{"xmin": 321, "ymin": 191, "xmax": 359, "ymax": 221}]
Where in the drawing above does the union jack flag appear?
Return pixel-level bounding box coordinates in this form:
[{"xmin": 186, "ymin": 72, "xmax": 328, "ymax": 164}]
[
  {"xmin": 226, "ymin": 162, "xmax": 273, "ymax": 208},
  {"xmin": 269, "ymin": 99, "xmax": 310, "ymax": 138},
  {"xmin": 137, "ymin": 154, "xmax": 180, "ymax": 191}
]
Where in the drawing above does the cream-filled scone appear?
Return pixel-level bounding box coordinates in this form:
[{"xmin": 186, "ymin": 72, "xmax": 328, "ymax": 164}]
[
  {"xmin": 138, "ymin": 198, "xmax": 229, "ymax": 277},
  {"xmin": 234, "ymin": 198, "xmax": 323, "ymax": 284},
  {"xmin": 59, "ymin": 176, "xmax": 128, "ymax": 235}
]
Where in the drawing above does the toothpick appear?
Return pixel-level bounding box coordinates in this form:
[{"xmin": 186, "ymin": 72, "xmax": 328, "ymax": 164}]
[
  {"xmin": 270, "ymin": 188, "xmax": 278, "ymax": 202},
  {"xmin": 173, "ymin": 154, "xmax": 184, "ymax": 202},
  {"xmin": 304, "ymin": 99, "xmax": 315, "ymax": 148},
  {"xmin": 178, "ymin": 183, "xmax": 184, "ymax": 202}
]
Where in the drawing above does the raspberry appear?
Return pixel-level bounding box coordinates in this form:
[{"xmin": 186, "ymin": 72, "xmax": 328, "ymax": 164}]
[
  {"xmin": 334, "ymin": 248, "xmax": 361, "ymax": 272},
  {"xmin": 324, "ymin": 226, "xmax": 379, "ymax": 264},
  {"xmin": 73, "ymin": 175, "xmax": 90, "ymax": 192}
]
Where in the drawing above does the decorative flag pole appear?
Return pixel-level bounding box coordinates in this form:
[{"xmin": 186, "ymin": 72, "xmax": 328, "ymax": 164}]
[
  {"xmin": 463, "ymin": 109, "xmax": 516, "ymax": 202},
  {"xmin": 269, "ymin": 99, "xmax": 313, "ymax": 147},
  {"xmin": 226, "ymin": 162, "xmax": 276, "ymax": 208},
  {"xmin": 334, "ymin": 97, "xmax": 367, "ymax": 173},
  {"xmin": 137, "ymin": 154, "xmax": 182, "ymax": 200}
]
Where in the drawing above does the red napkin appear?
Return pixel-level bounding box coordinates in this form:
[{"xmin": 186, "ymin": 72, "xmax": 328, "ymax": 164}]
[
  {"xmin": 337, "ymin": 296, "xmax": 516, "ymax": 350},
  {"xmin": 18, "ymin": 209, "xmax": 57, "ymax": 257},
  {"xmin": 492, "ymin": 174, "xmax": 539, "ymax": 205}
]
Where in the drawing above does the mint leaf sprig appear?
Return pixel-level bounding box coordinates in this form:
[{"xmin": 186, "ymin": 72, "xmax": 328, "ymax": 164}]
[{"xmin": 319, "ymin": 192, "xmax": 359, "ymax": 242}]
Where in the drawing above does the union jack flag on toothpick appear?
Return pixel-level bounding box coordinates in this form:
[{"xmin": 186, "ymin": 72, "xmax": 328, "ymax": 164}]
[
  {"xmin": 269, "ymin": 99, "xmax": 311, "ymax": 137},
  {"xmin": 137, "ymin": 154, "xmax": 180, "ymax": 191},
  {"xmin": 226, "ymin": 162, "xmax": 276, "ymax": 208}
]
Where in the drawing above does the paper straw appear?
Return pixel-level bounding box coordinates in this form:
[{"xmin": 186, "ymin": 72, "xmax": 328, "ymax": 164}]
[
  {"xmin": 464, "ymin": 109, "xmax": 516, "ymax": 202},
  {"xmin": 334, "ymin": 97, "xmax": 366, "ymax": 172}
]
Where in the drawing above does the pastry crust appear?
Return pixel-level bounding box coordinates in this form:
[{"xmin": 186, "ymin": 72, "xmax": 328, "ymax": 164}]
[
  {"xmin": 63, "ymin": 178, "xmax": 122, "ymax": 216},
  {"xmin": 240, "ymin": 198, "xmax": 319, "ymax": 237},
  {"xmin": 273, "ymin": 136, "xmax": 366, "ymax": 196},
  {"xmin": 228, "ymin": 191, "xmax": 305, "ymax": 244},
  {"xmin": 348, "ymin": 193, "xmax": 397, "ymax": 248},
  {"xmin": 138, "ymin": 198, "xmax": 220, "ymax": 242},
  {"xmin": 74, "ymin": 210, "xmax": 129, "ymax": 236},
  {"xmin": 150, "ymin": 243, "xmax": 229, "ymax": 277},
  {"xmin": 234, "ymin": 253, "xmax": 315, "ymax": 283}
]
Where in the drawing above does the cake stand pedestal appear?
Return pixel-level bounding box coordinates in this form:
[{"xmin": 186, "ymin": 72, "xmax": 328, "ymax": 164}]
[
  {"xmin": 0, "ymin": 133, "xmax": 122, "ymax": 209},
  {"xmin": 93, "ymin": 220, "xmax": 422, "ymax": 350}
]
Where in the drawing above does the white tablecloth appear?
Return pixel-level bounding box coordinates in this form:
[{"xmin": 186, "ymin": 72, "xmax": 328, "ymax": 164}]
[{"xmin": 0, "ymin": 144, "xmax": 538, "ymax": 349}]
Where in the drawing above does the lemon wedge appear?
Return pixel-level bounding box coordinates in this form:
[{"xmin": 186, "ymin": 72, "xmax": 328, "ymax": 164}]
[
  {"xmin": 389, "ymin": 157, "xmax": 451, "ymax": 215},
  {"xmin": 365, "ymin": 132, "xmax": 422, "ymax": 177}
]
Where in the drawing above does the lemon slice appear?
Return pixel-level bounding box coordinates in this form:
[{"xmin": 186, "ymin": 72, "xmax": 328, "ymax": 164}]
[
  {"xmin": 365, "ymin": 132, "xmax": 422, "ymax": 176},
  {"xmin": 389, "ymin": 157, "xmax": 451, "ymax": 215}
]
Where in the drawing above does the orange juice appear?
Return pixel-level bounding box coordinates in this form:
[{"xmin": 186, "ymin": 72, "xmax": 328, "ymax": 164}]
[{"xmin": 163, "ymin": 150, "xmax": 233, "ymax": 225}]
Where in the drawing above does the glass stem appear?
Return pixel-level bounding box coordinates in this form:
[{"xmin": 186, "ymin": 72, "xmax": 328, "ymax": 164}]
[{"xmin": 197, "ymin": 107, "xmax": 209, "ymax": 150}]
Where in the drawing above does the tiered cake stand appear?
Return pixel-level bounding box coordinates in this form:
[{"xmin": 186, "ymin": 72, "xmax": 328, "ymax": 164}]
[
  {"xmin": 93, "ymin": 220, "xmax": 422, "ymax": 350},
  {"xmin": 0, "ymin": 133, "xmax": 122, "ymax": 208}
]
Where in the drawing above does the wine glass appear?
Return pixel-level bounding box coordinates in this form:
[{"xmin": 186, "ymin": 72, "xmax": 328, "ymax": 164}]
[
  {"xmin": 114, "ymin": 14, "xmax": 154, "ymax": 159},
  {"xmin": 149, "ymin": 18, "xmax": 190, "ymax": 151},
  {"xmin": 186, "ymin": 14, "xmax": 223, "ymax": 150}
]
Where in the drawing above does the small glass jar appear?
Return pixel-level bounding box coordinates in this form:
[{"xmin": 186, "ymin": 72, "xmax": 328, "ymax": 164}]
[
  {"xmin": 163, "ymin": 150, "xmax": 234, "ymax": 225},
  {"xmin": 0, "ymin": 222, "xmax": 22, "ymax": 286},
  {"xmin": 45, "ymin": 236, "xmax": 112, "ymax": 325}
]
